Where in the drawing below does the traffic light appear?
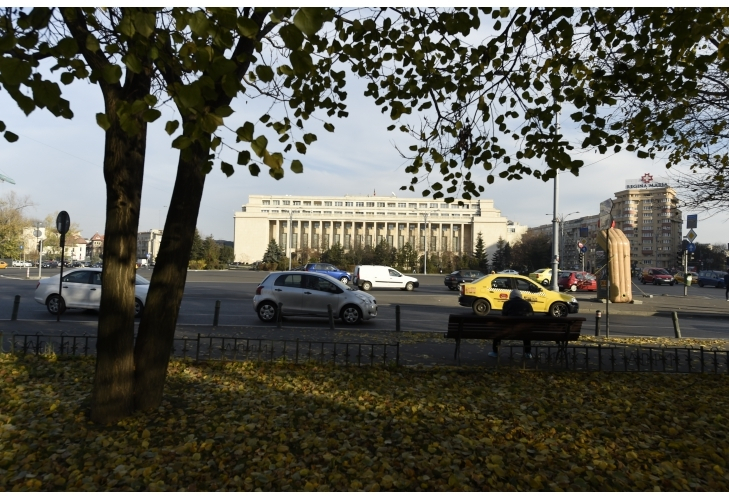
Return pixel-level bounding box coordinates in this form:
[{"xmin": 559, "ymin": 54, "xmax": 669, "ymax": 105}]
[
  {"xmin": 579, "ymin": 253, "xmax": 584, "ymax": 265},
  {"xmin": 37, "ymin": 241, "xmax": 41, "ymax": 252},
  {"xmin": 676, "ymin": 251, "xmax": 683, "ymax": 267}
]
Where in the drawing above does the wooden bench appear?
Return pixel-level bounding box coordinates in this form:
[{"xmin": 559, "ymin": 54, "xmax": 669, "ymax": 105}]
[{"xmin": 445, "ymin": 314, "xmax": 586, "ymax": 364}]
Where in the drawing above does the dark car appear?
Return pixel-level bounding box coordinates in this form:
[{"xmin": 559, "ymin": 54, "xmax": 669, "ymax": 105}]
[
  {"xmin": 303, "ymin": 263, "xmax": 352, "ymax": 283},
  {"xmin": 41, "ymin": 261, "xmax": 59, "ymax": 268},
  {"xmin": 697, "ymin": 270, "xmax": 726, "ymax": 288},
  {"xmin": 444, "ymin": 269, "xmax": 485, "ymax": 291}
]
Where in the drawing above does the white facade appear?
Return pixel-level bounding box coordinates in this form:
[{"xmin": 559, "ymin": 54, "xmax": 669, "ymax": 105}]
[
  {"xmin": 137, "ymin": 229, "xmax": 164, "ymax": 262},
  {"xmin": 233, "ymin": 194, "xmax": 527, "ymax": 264}
]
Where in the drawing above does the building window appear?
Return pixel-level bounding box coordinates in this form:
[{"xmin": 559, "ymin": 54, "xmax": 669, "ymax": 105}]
[
  {"xmin": 335, "ymin": 201, "xmax": 343, "ymax": 207},
  {"xmin": 293, "ymin": 201, "xmax": 301, "ymax": 206},
  {"xmin": 367, "ymin": 202, "xmax": 375, "ymax": 207},
  {"xmin": 409, "ymin": 203, "xmax": 417, "ymax": 208},
  {"xmin": 344, "ymin": 234, "xmax": 351, "ymax": 249},
  {"xmin": 430, "ymin": 203, "xmax": 438, "ymax": 208},
  {"xmin": 262, "ymin": 200, "xmax": 270, "ymax": 205},
  {"xmin": 398, "ymin": 235, "xmax": 404, "ymax": 248},
  {"xmin": 312, "ymin": 234, "xmax": 320, "ymax": 248},
  {"xmin": 356, "ymin": 202, "xmax": 364, "ymax": 207},
  {"xmin": 387, "ymin": 235, "xmax": 393, "ymax": 247},
  {"xmin": 261, "ymin": 209, "xmax": 269, "ymax": 213},
  {"xmin": 398, "ymin": 203, "xmax": 406, "ymax": 208},
  {"xmin": 292, "ymin": 233, "xmax": 298, "ymax": 249},
  {"xmin": 377, "ymin": 202, "xmax": 385, "ymax": 207},
  {"xmin": 324, "ymin": 201, "xmax": 332, "ymax": 206},
  {"xmin": 366, "ymin": 235, "xmax": 372, "ymax": 247},
  {"xmin": 273, "ymin": 200, "xmax": 280, "ymax": 205},
  {"xmin": 282, "ymin": 200, "xmax": 290, "ymax": 205},
  {"xmin": 388, "ymin": 203, "xmax": 396, "ymax": 207}
]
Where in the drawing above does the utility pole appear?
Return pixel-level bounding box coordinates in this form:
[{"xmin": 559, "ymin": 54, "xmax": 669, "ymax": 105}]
[{"xmin": 422, "ymin": 212, "xmax": 429, "ymax": 275}]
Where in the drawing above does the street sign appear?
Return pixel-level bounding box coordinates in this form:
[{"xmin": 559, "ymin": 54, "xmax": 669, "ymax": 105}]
[
  {"xmin": 580, "ymin": 246, "xmax": 587, "ymax": 253},
  {"xmin": 687, "ymin": 214, "xmax": 697, "ymax": 229},
  {"xmin": 33, "ymin": 229, "xmax": 42, "ymax": 237},
  {"xmin": 686, "ymin": 229, "xmax": 697, "ymax": 242},
  {"xmin": 577, "ymin": 242, "xmax": 584, "ymax": 249},
  {"xmin": 687, "ymin": 242, "xmax": 696, "ymax": 253},
  {"xmin": 580, "ymin": 238, "xmax": 587, "ymax": 244},
  {"xmin": 56, "ymin": 211, "xmax": 70, "ymax": 235}
]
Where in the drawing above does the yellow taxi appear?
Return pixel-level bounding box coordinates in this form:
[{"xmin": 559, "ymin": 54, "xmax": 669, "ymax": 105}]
[
  {"xmin": 459, "ymin": 273, "xmax": 579, "ymax": 317},
  {"xmin": 528, "ymin": 268, "xmax": 559, "ymax": 286},
  {"xmin": 0, "ymin": 261, "xmax": 7, "ymax": 269},
  {"xmin": 674, "ymin": 271, "xmax": 698, "ymax": 286}
]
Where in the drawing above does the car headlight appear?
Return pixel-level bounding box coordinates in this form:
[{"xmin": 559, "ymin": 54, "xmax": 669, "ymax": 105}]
[{"xmin": 570, "ymin": 297, "xmax": 577, "ymax": 303}]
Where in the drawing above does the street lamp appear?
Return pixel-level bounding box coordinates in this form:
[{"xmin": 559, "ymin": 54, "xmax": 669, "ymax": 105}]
[
  {"xmin": 35, "ymin": 221, "xmax": 44, "ymax": 279},
  {"xmin": 546, "ymin": 210, "xmax": 579, "ymax": 273},
  {"xmin": 287, "ymin": 210, "xmax": 299, "ymax": 270},
  {"xmin": 421, "ymin": 210, "xmax": 429, "ymax": 274}
]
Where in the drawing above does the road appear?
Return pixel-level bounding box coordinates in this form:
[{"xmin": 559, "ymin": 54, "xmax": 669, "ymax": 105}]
[{"xmin": 0, "ymin": 268, "xmax": 726, "ymax": 341}]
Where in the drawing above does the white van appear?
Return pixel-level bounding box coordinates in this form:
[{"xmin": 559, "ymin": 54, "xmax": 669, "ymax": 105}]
[{"xmin": 353, "ymin": 265, "xmax": 419, "ymax": 291}]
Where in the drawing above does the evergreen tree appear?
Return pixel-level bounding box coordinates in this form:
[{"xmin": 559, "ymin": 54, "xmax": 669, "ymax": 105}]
[
  {"xmin": 473, "ymin": 232, "xmax": 489, "ymax": 271},
  {"xmin": 322, "ymin": 242, "xmax": 346, "ymax": 268},
  {"xmin": 373, "ymin": 239, "xmax": 391, "ymax": 266},
  {"xmin": 503, "ymin": 242, "xmax": 513, "ymax": 269},
  {"xmin": 219, "ymin": 244, "xmax": 234, "ymax": 265},
  {"xmin": 189, "ymin": 229, "xmax": 204, "ymax": 261},
  {"xmin": 201, "ymin": 235, "xmax": 220, "ymax": 269},
  {"xmin": 491, "ymin": 237, "xmax": 506, "ymax": 271},
  {"xmin": 261, "ymin": 239, "xmax": 283, "ymax": 266}
]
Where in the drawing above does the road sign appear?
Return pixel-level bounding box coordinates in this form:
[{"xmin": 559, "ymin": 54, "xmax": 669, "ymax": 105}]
[
  {"xmin": 56, "ymin": 211, "xmax": 70, "ymax": 235},
  {"xmin": 577, "ymin": 241, "xmax": 584, "ymax": 249},
  {"xmin": 580, "ymin": 238, "xmax": 587, "ymax": 244},
  {"xmin": 686, "ymin": 229, "xmax": 697, "ymax": 242},
  {"xmin": 581, "ymin": 246, "xmax": 587, "ymax": 253},
  {"xmin": 687, "ymin": 214, "xmax": 697, "ymax": 229},
  {"xmin": 687, "ymin": 242, "xmax": 696, "ymax": 253}
]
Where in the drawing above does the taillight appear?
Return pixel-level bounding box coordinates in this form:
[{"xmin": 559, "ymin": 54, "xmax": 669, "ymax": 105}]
[{"xmin": 255, "ymin": 285, "xmax": 263, "ymax": 295}]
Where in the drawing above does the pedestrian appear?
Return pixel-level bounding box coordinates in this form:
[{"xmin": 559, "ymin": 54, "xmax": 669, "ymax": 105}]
[
  {"xmin": 724, "ymin": 269, "xmax": 729, "ymax": 301},
  {"xmin": 488, "ymin": 289, "xmax": 535, "ymax": 359}
]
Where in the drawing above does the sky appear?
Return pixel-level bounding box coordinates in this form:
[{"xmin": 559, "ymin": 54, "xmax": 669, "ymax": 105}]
[{"xmin": 1, "ymin": 18, "xmax": 727, "ymax": 249}]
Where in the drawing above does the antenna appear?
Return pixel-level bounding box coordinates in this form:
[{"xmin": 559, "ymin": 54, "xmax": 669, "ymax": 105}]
[
  {"xmin": 391, "ymin": 191, "xmax": 396, "ymax": 197},
  {"xmin": 0, "ymin": 173, "xmax": 16, "ymax": 184}
]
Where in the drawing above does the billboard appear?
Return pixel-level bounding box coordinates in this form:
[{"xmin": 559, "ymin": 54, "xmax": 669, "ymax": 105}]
[{"xmin": 625, "ymin": 172, "xmax": 670, "ymax": 189}]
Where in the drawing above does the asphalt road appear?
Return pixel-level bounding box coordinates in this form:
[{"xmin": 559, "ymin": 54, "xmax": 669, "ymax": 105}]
[{"xmin": 0, "ymin": 268, "xmax": 726, "ymax": 341}]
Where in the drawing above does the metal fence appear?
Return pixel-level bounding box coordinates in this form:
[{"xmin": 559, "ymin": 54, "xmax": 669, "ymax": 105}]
[
  {"xmin": 2, "ymin": 332, "xmax": 400, "ymax": 367},
  {"xmin": 493, "ymin": 343, "xmax": 729, "ymax": 373}
]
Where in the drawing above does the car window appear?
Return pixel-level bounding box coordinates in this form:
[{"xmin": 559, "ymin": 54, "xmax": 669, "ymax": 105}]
[
  {"xmin": 310, "ymin": 276, "xmax": 339, "ymax": 293},
  {"xmin": 491, "ymin": 277, "xmax": 511, "ymax": 289},
  {"xmin": 514, "ymin": 278, "xmax": 532, "ymax": 292},
  {"xmin": 135, "ymin": 275, "xmax": 150, "ymax": 285},
  {"xmin": 62, "ymin": 271, "xmax": 92, "ymax": 284},
  {"xmin": 325, "ymin": 264, "xmax": 336, "ymax": 271},
  {"xmin": 388, "ymin": 269, "xmax": 402, "ymax": 277},
  {"xmin": 93, "ymin": 272, "xmax": 102, "ymax": 285},
  {"xmin": 558, "ymin": 271, "xmax": 571, "ymax": 278},
  {"xmin": 274, "ymin": 274, "xmax": 303, "ymax": 288}
]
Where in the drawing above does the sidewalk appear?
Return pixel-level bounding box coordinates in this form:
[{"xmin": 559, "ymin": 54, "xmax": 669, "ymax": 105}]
[{"xmin": 578, "ymin": 292, "xmax": 729, "ymax": 319}]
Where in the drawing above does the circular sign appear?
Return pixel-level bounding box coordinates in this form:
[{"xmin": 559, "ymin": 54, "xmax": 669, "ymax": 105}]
[
  {"xmin": 33, "ymin": 229, "xmax": 42, "ymax": 237},
  {"xmin": 56, "ymin": 211, "xmax": 70, "ymax": 235},
  {"xmin": 577, "ymin": 242, "xmax": 584, "ymax": 249}
]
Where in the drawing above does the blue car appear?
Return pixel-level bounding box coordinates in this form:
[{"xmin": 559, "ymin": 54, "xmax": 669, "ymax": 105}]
[
  {"xmin": 304, "ymin": 263, "xmax": 352, "ymax": 284},
  {"xmin": 697, "ymin": 270, "xmax": 726, "ymax": 288}
]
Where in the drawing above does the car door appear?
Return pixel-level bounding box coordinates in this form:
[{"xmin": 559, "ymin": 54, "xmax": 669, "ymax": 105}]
[
  {"xmin": 385, "ymin": 268, "xmax": 406, "ymax": 288},
  {"xmin": 270, "ymin": 274, "xmax": 305, "ymax": 314},
  {"xmin": 514, "ymin": 277, "xmax": 546, "ymax": 312},
  {"xmin": 302, "ymin": 275, "xmax": 342, "ymax": 315},
  {"xmin": 88, "ymin": 271, "xmax": 103, "ymax": 308},
  {"xmin": 486, "ymin": 276, "xmax": 513, "ymax": 310},
  {"xmin": 60, "ymin": 270, "xmax": 94, "ymax": 308}
]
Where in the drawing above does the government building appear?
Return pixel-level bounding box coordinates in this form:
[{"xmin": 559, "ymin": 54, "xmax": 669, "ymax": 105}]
[{"xmin": 233, "ymin": 194, "xmax": 527, "ymax": 264}]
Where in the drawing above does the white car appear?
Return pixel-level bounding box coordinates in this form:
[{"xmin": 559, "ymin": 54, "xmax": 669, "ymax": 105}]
[
  {"xmin": 254, "ymin": 271, "xmax": 377, "ymax": 324},
  {"xmin": 34, "ymin": 268, "xmax": 149, "ymax": 317},
  {"xmin": 12, "ymin": 260, "xmax": 32, "ymax": 267},
  {"xmin": 353, "ymin": 265, "xmax": 419, "ymax": 291}
]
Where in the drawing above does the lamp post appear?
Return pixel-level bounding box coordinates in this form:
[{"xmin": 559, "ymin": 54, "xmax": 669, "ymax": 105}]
[
  {"xmin": 287, "ymin": 210, "xmax": 299, "ymax": 270},
  {"xmin": 546, "ymin": 210, "xmax": 579, "ymax": 281},
  {"xmin": 36, "ymin": 221, "xmax": 43, "ymax": 279},
  {"xmin": 421, "ymin": 211, "xmax": 429, "ymax": 274}
]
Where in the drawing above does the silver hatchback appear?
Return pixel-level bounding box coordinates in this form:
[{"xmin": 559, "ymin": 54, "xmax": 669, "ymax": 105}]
[{"xmin": 253, "ymin": 271, "xmax": 378, "ymax": 324}]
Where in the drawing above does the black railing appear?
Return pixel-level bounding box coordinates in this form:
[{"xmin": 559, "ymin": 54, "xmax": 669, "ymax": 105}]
[{"xmin": 3, "ymin": 332, "xmax": 400, "ymax": 367}]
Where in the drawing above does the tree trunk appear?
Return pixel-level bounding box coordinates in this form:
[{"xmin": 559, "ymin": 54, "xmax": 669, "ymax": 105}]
[
  {"xmin": 133, "ymin": 138, "xmax": 208, "ymax": 411},
  {"xmin": 90, "ymin": 84, "xmax": 149, "ymax": 424}
]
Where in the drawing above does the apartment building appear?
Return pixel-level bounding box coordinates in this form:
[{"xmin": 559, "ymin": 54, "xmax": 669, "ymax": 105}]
[
  {"xmin": 137, "ymin": 229, "xmax": 164, "ymax": 263},
  {"xmin": 233, "ymin": 194, "xmax": 527, "ymax": 264}
]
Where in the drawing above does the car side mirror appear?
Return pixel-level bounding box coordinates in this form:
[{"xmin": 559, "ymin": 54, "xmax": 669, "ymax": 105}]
[{"xmin": 529, "ymin": 285, "xmax": 540, "ymax": 293}]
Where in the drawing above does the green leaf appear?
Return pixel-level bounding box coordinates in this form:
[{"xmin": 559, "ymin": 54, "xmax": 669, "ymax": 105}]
[
  {"xmin": 214, "ymin": 105, "xmax": 234, "ymax": 118},
  {"xmin": 200, "ymin": 113, "xmax": 224, "ymax": 134},
  {"xmin": 290, "ymin": 49, "xmax": 314, "ymax": 75},
  {"xmin": 144, "ymin": 94, "xmax": 158, "ymax": 107},
  {"xmin": 293, "ymin": 8, "xmax": 325, "ymax": 36},
  {"xmin": 4, "ymin": 131, "xmax": 19, "ymax": 143},
  {"xmin": 236, "ymin": 122, "xmax": 254, "ymax": 142},
  {"xmin": 221, "ymin": 161, "xmax": 235, "ymax": 177},
  {"xmin": 237, "ymin": 16, "xmax": 259, "ymax": 38},
  {"xmin": 165, "ymin": 120, "xmax": 179, "ymax": 135},
  {"xmin": 0, "ymin": 57, "xmax": 32, "ymax": 86},
  {"xmin": 295, "ymin": 142, "xmax": 307, "ymax": 154},
  {"xmin": 237, "ymin": 150, "xmax": 251, "ymax": 165},
  {"xmin": 95, "ymin": 113, "xmax": 111, "ymax": 131},
  {"xmin": 142, "ymin": 109, "xmax": 161, "ymax": 123},
  {"xmin": 122, "ymin": 53, "xmax": 142, "ymax": 74},
  {"xmin": 279, "ymin": 24, "xmax": 304, "ymax": 49},
  {"xmin": 189, "ymin": 11, "xmax": 210, "ymax": 36},
  {"xmin": 85, "ymin": 34, "xmax": 100, "ymax": 53},
  {"xmin": 251, "ymin": 135, "xmax": 268, "ymax": 157},
  {"xmin": 171, "ymin": 135, "xmax": 192, "ymax": 149},
  {"xmin": 323, "ymin": 122, "xmax": 334, "ymax": 133},
  {"xmin": 260, "ymin": 114, "xmax": 270, "ymax": 123},
  {"xmin": 0, "ymin": 121, "xmax": 5, "ymax": 132},
  {"xmin": 290, "ymin": 159, "xmax": 303, "ymax": 174},
  {"xmin": 256, "ymin": 65, "xmax": 275, "ymax": 83},
  {"xmin": 101, "ymin": 64, "xmax": 122, "ymax": 84},
  {"xmin": 302, "ymin": 133, "xmax": 317, "ymax": 145},
  {"xmin": 55, "ymin": 37, "xmax": 78, "ymax": 57},
  {"xmin": 176, "ymin": 84, "xmax": 203, "ymax": 109},
  {"xmin": 263, "ymin": 151, "xmax": 284, "ymax": 171},
  {"xmin": 249, "ymin": 163, "xmax": 261, "ymax": 176},
  {"xmin": 60, "ymin": 72, "xmax": 74, "ymax": 85},
  {"xmin": 133, "ymin": 11, "xmax": 156, "ymax": 38}
]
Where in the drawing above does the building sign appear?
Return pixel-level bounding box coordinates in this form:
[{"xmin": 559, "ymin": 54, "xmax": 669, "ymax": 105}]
[
  {"xmin": 625, "ymin": 172, "xmax": 670, "ymax": 189},
  {"xmin": 686, "ymin": 214, "xmax": 697, "ymax": 229}
]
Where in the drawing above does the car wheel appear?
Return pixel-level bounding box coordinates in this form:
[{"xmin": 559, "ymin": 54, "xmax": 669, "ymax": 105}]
[
  {"xmin": 257, "ymin": 302, "xmax": 277, "ymax": 322},
  {"xmin": 135, "ymin": 298, "xmax": 144, "ymax": 318},
  {"xmin": 472, "ymin": 299, "xmax": 491, "ymax": 316},
  {"xmin": 405, "ymin": 282, "xmax": 414, "ymax": 291},
  {"xmin": 361, "ymin": 281, "xmax": 372, "ymax": 291},
  {"xmin": 570, "ymin": 284, "xmax": 577, "ymax": 292},
  {"xmin": 640, "ymin": 279, "xmax": 645, "ymax": 284},
  {"xmin": 549, "ymin": 302, "xmax": 568, "ymax": 318},
  {"xmin": 340, "ymin": 305, "xmax": 362, "ymax": 324},
  {"xmin": 46, "ymin": 294, "xmax": 66, "ymax": 315},
  {"xmin": 340, "ymin": 276, "xmax": 349, "ymax": 284},
  {"xmin": 541, "ymin": 279, "xmax": 549, "ymax": 286}
]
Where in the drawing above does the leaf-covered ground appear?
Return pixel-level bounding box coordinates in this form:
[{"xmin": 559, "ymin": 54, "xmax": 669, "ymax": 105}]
[{"xmin": 1, "ymin": 352, "xmax": 728, "ymax": 491}]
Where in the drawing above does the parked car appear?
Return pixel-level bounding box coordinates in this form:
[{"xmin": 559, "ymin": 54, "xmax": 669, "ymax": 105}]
[
  {"xmin": 12, "ymin": 260, "xmax": 32, "ymax": 267},
  {"xmin": 42, "ymin": 261, "xmax": 59, "ymax": 268},
  {"xmin": 674, "ymin": 271, "xmax": 698, "ymax": 286},
  {"xmin": 528, "ymin": 268, "xmax": 558, "ymax": 286},
  {"xmin": 34, "ymin": 268, "xmax": 148, "ymax": 317},
  {"xmin": 303, "ymin": 263, "xmax": 352, "ymax": 283},
  {"xmin": 697, "ymin": 270, "xmax": 726, "ymax": 288},
  {"xmin": 71, "ymin": 261, "xmax": 85, "ymax": 268},
  {"xmin": 641, "ymin": 268, "xmax": 675, "ymax": 286},
  {"xmin": 0, "ymin": 261, "xmax": 7, "ymax": 269},
  {"xmin": 444, "ymin": 270, "xmax": 485, "ymax": 290},
  {"xmin": 459, "ymin": 273, "xmax": 579, "ymax": 317},
  {"xmin": 253, "ymin": 271, "xmax": 377, "ymax": 324},
  {"xmin": 558, "ymin": 271, "xmax": 597, "ymax": 292},
  {"xmin": 498, "ymin": 269, "xmax": 519, "ymax": 274},
  {"xmin": 353, "ymin": 265, "xmax": 419, "ymax": 291}
]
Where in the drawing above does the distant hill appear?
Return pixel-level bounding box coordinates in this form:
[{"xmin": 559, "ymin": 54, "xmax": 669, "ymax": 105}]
[{"xmin": 215, "ymin": 240, "xmax": 233, "ymax": 248}]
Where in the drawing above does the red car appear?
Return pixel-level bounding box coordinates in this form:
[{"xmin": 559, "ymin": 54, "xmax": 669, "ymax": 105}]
[{"xmin": 558, "ymin": 271, "xmax": 597, "ymax": 292}]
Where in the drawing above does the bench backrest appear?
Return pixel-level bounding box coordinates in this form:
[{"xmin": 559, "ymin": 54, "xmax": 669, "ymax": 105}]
[{"xmin": 446, "ymin": 314, "xmax": 586, "ymax": 342}]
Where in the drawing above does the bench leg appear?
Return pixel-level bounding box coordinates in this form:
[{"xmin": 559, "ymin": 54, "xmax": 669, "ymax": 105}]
[{"xmin": 454, "ymin": 338, "xmax": 461, "ymax": 364}]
